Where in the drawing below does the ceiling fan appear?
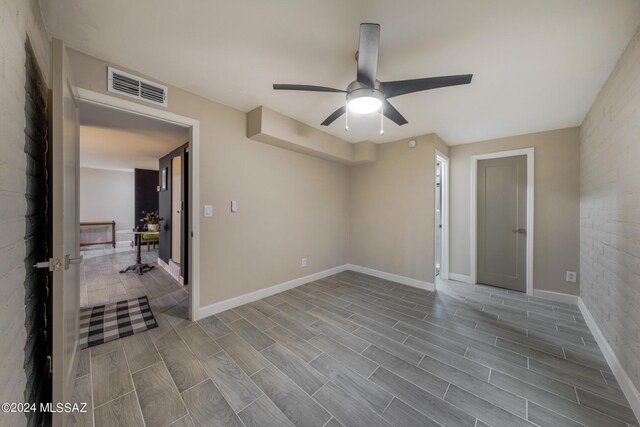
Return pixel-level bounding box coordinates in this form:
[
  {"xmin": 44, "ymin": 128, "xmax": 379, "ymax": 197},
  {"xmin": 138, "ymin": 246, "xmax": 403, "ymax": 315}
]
[{"xmin": 273, "ymin": 23, "xmax": 473, "ymax": 134}]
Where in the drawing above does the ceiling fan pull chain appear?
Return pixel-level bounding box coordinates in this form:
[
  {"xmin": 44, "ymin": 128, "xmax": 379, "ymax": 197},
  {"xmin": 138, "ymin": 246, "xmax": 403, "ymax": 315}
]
[
  {"xmin": 380, "ymin": 106, "xmax": 384, "ymax": 135},
  {"xmin": 345, "ymin": 102, "xmax": 349, "ymax": 131}
]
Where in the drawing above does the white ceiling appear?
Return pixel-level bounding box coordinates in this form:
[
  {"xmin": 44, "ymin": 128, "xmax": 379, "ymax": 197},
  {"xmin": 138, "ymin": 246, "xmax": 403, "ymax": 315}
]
[
  {"xmin": 42, "ymin": 0, "xmax": 640, "ymax": 145},
  {"xmin": 79, "ymin": 101, "xmax": 189, "ymax": 170}
]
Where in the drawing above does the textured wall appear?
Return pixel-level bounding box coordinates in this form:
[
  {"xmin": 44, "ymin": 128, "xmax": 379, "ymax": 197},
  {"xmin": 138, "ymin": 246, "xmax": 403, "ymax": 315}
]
[
  {"xmin": 580, "ymin": 27, "xmax": 640, "ymax": 387},
  {"xmin": 0, "ymin": 0, "xmax": 50, "ymax": 424}
]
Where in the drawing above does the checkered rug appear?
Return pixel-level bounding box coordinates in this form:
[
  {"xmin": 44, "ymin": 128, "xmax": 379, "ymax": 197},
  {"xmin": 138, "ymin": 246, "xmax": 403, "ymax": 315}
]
[{"xmin": 79, "ymin": 296, "xmax": 158, "ymax": 349}]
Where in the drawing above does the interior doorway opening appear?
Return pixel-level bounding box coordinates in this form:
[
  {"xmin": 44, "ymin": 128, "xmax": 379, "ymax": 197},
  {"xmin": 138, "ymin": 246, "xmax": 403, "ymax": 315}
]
[
  {"xmin": 76, "ymin": 94, "xmax": 195, "ymax": 320},
  {"xmin": 435, "ymin": 151, "xmax": 449, "ymax": 286}
]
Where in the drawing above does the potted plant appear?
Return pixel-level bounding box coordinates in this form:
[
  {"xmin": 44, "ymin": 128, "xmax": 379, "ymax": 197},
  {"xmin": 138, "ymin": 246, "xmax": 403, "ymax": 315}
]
[{"xmin": 140, "ymin": 210, "xmax": 162, "ymax": 232}]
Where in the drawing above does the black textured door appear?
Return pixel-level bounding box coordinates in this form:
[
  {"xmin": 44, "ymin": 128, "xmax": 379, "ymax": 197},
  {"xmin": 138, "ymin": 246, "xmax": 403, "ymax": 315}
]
[
  {"xmin": 24, "ymin": 42, "xmax": 51, "ymax": 427},
  {"xmin": 158, "ymin": 143, "xmax": 188, "ymax": 282}
]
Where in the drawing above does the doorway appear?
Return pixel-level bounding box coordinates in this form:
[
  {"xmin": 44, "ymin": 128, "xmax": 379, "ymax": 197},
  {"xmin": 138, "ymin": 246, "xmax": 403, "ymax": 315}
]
[
  {"xmin": 158, "ymin": 143, "xmax": 189, "ymax": 285},
  {"xmin": 76, "ymin": 88, "xmax": 201, "ymax": 320},
  {"xmin": 435, "ymin": 151, "xmax": 449, "ymax": 283},
  {"xmin": 470, "ymin": 148, "xmax": 534, "ymax": 295}
]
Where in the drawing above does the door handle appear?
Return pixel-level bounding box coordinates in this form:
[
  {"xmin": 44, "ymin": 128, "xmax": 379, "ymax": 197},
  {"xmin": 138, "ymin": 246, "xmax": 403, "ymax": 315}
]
[
  {"xmin": 512, "ymin": 228, "xmax": 526, "ymax": 234},
  {"xmin": 64, "ymin": 254, "xmax": 84, "ymax": 269}
]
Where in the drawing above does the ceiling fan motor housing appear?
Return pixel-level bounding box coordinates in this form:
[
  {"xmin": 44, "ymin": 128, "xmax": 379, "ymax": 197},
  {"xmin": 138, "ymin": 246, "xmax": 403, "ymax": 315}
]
[{"xmin": 347, "ymin": 87, "xmax": 384, "ymax": 102}]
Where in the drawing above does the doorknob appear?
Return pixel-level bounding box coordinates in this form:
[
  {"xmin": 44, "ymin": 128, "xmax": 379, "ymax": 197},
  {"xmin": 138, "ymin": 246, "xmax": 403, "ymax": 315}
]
[{"xmin": 512, "ymin": 228, "xmax": 526, "ymax": 234}]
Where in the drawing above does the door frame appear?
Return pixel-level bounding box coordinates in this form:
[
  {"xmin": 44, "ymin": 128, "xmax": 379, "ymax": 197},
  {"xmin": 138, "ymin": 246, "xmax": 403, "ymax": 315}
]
[
  {"xmin": 435, "ymin": 151, "xmax": 450, "ymax": 281},
  {"xmin": 76, "ymin": 88, "xmax": 202, "ymax": 320},
  {"xmin": 470, "ymin": 148, "xmax": 534, "ymax": 295}
]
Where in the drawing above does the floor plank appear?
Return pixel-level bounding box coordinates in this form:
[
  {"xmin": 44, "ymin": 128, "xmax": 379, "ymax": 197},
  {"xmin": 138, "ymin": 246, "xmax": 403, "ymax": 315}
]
[
  {"xmin": 382, "ymin": 398, "xmax": 440, "ymax": 427},
  {"xmin": 226, "ymin": 318, "xmax": 275, "ymax": 351},
  {"xmin": 237, "ymin": 395, "xmax": 295, "ymax": 427},
  {"xmin": 251, "ymin": 365, "xmax": 331, "ymax": 427},
  {"xmin": 93, "ymin": 392, "xmax": 144, "ymax": 427},
  {"xmin": 181, "ymin": 379, "xmax": 243, "ymax": 427},
  {"xmin": 310, "ymin": 353, "xmax": 392, "ymax": 414},
  {"xmin": 132, "ymin": 363, "xmax": 187, "ymax": 427},
  {"xmin": 313, "ymin": 381, "xmax": 392, "ymax": 427},
  {"xmin": 264, "ymin": 325, "xmax": 321, "ymax": 363},
  {"xmin": 370, "ymin": 367, "xmax": 475, "ymax": 427},
  {"xmin": 92, "ymin": 348, "xmax": 134, "ymax": 407},
  {"xmin": 362, "ymin": 346, "xmax": 449, "ymax": 398},
  {"xmin": 199, "ymin": 351, "xmax": 262, "ymax": 412},
  {"xmin": 309, "ymin": 334, "xmax": 379, "ymax": 378},
  {"xmin": 216, "ymin": 332, "xmax": 270, "ymax": 375},
  {"xmin": 176, "ymin": 323, "xmax": 222, "ymax": 360},
  {"xmin": 260, "ymin": 343, "xmax": 327, "ymax": 395}
]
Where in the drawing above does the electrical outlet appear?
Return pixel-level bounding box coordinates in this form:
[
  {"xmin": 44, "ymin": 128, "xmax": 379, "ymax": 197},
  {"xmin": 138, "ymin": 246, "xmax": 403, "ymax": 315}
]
[
  {"xmin": 566, "ymin": 271, "xmax": 577, "ymax": 283},
  {"xmin": 301, "ymin": 258, "xmax": 307, "ymax": 267}
]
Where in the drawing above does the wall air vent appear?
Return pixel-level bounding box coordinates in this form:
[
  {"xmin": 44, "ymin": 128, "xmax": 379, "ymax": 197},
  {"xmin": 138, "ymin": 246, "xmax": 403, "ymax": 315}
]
[{"xmin": 107, "ymin": 67, "xmax": 168, "ymax": 107}]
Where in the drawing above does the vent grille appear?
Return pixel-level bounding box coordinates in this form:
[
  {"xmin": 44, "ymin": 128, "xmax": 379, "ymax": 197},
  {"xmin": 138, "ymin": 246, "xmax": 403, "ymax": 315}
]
[{"xmin": 107, "ymin": 67, "xmax": 168, "ymax": 107}]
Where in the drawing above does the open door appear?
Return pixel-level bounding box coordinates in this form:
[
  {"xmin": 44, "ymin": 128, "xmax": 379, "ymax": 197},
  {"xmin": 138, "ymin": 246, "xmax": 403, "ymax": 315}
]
[
  {"xmin": 159, "ymin": 143, "xmax": 189, "ymax": 283},
  {"xmin": 50, "ymin": 38, "xmax": 81, "ymax": 426}
]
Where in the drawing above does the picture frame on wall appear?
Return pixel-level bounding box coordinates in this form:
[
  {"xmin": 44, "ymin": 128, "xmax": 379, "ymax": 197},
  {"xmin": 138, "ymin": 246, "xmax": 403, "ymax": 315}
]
[{"xmin": 161, "ymin": 167, "xmax": 167, "ymax": 191}]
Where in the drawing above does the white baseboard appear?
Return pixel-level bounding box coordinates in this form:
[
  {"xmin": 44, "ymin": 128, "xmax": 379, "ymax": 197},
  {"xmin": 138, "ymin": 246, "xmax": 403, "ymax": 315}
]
[
  {"xmin": 157, "ymin": 258, "xmax": 185, "ymax": 285},
  {"xmin": 532, "ymin": 289, "xmax": 580, "ymax": 305},
  {"xmin": 448, "ymin": 273, "xmax": 474, "ymax": 284},
  {"xmin": 578, "ymin": 298, "xmax": 640, "ymax": 421},
  {"xmin": 198, "ymin": 265, "xmax": 349, "ymax": 318},
  {"xmin": 346, "ymin": 264, "xmax": 435, "ymax": 292}
]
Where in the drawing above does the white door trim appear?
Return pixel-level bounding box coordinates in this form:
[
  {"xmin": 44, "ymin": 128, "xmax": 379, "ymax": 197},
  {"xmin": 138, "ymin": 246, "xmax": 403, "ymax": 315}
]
[
  {"xmin": 76, "ymin": 88, "xmax": 202, "ymax": 320},
  {"xmin": 470, "ymin": 147, "xmax": 534, "ymax": 295},
  {"xmin": 435, "ymin": 151, "xmax": 450, "ymax": 283}
]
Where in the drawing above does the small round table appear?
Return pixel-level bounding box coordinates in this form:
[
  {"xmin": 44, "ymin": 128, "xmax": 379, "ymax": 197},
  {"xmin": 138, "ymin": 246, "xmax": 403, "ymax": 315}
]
[{"xmin": 116, "ymin": 230, "xmax": 159, "ymax": 275}]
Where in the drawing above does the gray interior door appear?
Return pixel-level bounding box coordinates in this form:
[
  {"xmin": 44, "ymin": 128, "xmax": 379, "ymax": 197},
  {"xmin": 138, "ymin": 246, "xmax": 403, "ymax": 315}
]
[{"xmin": 477, "ymin": 155, "xmax": 527, "ymax": 292}]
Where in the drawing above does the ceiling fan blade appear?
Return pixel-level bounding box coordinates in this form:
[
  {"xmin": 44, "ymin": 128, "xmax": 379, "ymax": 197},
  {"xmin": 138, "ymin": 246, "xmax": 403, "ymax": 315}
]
[
  {"xmin": 356, "ymin": 23, "xmax": 380, "ymax": 87},
  {"xmin": 383, "ymin": 100, "xmax": 408, "ymax": 126},
  {"xmin": 273, "ymin": 84, "xmax": 345, "ymax": 93},
  {"xmin": 380, "ymin": 74, "xmax": 473, "ymax": 99},
  {"xmin": 321, "ymin": 106, "xmax": 346, "ymax": 126}
]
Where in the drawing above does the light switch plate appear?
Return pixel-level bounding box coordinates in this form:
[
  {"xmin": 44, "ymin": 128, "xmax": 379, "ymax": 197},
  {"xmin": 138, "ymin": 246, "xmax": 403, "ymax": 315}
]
[
  {"xmin": 231, "ymin": 200, "xmax": 237, "ymax": 213},
  {"xmin": 204, "ymin": 205, "xmax": 213, "ymax": 217}
]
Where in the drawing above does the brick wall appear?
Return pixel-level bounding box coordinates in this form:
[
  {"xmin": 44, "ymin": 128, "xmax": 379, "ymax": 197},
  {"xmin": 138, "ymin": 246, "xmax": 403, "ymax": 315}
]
[
  {"xmin": 580, "ymin": 27, "xmax": 640, "ymax": 388},
  {"xmin": 0, "ymin": 0, "xmax": 50, "ymax": 425}
]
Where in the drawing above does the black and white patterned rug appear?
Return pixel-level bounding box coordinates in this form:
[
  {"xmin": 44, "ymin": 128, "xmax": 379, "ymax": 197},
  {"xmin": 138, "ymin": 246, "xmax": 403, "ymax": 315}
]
[{"xmin": 79, "ymin": 296, "xmax": 158, "ymax": 349}]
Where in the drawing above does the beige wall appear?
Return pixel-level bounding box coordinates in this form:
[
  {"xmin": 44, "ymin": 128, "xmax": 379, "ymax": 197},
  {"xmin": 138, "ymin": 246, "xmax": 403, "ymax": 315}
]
[
  {"xmin": 349, "ymin": 134, "xmax": 442, "ymax": 284},
  {"xmin": 449, "ymin": 127, "xmax": 581, "ymax": 295},
  {"xmin": 79, "ymin": 168, "xmax": 135, "ymax": 242},
  {"xmin": 67, "ymin": 49, "xmax": 350, "ymax": 307},
  {"xmin": 0, "ymin": 0, "xmax": 50, "ymax": 421},
  {"xmin": 580, "ymin": 28, "xmax": 640, "ymax": 390}
]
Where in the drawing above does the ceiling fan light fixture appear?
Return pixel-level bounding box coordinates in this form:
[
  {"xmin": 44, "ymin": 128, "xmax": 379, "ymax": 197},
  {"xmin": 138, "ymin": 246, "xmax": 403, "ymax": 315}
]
[{"xmin": 347, "ymin": 88, "xmax": 384, "ymax": 114}]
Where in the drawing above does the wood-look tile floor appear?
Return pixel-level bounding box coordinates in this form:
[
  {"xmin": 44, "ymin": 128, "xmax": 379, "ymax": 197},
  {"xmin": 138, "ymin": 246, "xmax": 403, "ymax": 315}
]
[{"xmin": 71, "ymin": 251, "xmax": 637, "ymax": 427}]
